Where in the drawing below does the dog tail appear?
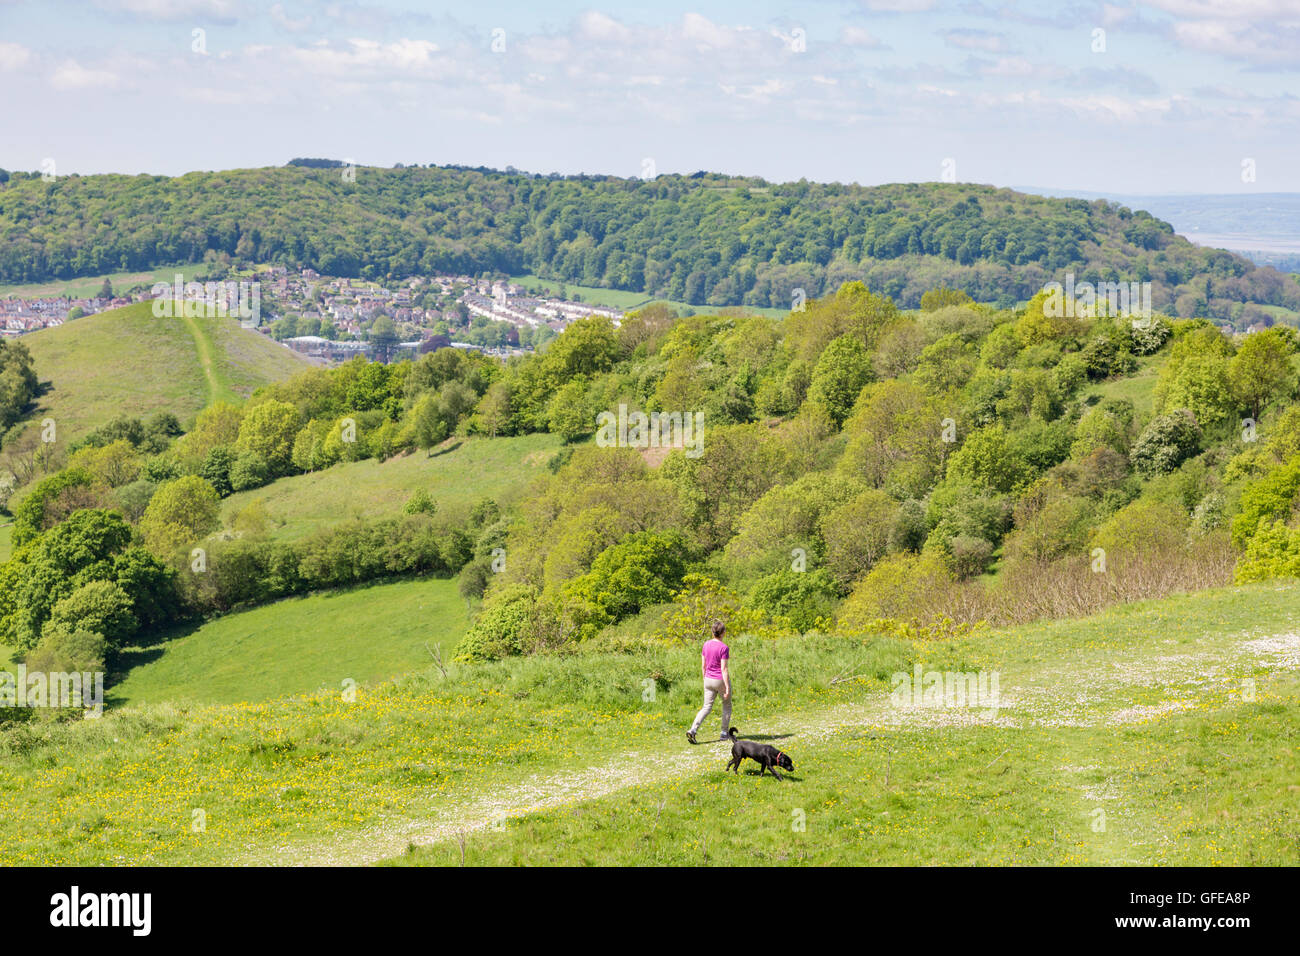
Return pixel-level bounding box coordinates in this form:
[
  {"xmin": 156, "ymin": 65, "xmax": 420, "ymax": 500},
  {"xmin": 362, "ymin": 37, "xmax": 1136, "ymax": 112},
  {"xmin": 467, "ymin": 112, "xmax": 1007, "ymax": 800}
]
[{"xmin": 727, "ymin": 726, "xmax": 738, "ymax": 739}]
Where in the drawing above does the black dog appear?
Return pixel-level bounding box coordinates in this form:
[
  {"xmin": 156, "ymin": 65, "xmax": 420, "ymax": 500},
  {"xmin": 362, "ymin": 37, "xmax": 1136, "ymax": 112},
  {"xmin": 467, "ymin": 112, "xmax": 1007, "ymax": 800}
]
[{"xmin": 724, "ymin": 727, "xmax": 794, "ymax": 780}]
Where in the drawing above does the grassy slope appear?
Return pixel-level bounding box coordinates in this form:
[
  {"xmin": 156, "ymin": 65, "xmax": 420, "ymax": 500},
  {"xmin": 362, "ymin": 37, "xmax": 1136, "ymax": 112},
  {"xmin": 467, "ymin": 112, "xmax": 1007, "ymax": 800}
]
[
  {"xmin": 107, "ymin": 578, "xmax": 469, "ymax": 709},
  {"xmin": 1080, "ymin": 351, "xmax": 1168, "ymax": 419},
  {"xmin": 219, "ymin": 433, "xmax": 564, "ymax": 539},
  {"xmin": 0, "ymin": 263, "xmax": 205, "ymax": 299},
  {"xmin": 0, "ymin": 579, "xmax": 1296, "ymax": 865},
  {"xmin": 387, "ymin": 583, "xmax": 1300, "ymax": 866},
  {"xmin": 19, "ymin": 301, "xmax": 310, "ymax": 442},
  {"xmin": 509, "ymin": 274, "xmax": 789, "ymax": 319}
]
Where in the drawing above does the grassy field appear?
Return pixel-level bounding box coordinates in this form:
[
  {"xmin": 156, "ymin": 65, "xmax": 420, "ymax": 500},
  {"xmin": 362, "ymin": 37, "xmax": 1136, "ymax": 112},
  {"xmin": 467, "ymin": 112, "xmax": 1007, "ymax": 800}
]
[
  {"xmin": 385, "ymin": 675, "xmax": 1298, "ymax": 866},
  {"xmin": 0, "ymin": 263, "xmax": 205, "ymax": 300},
  {"xmin": 219, "ymin": 432, "xmax": 564, "ymax": 539},
  {"xmin": 107, "ymin": 577, "xmax": 469, "ymax": 709},
  {"xmin": 510, "ymin": 274, "xmax": 789, "ymax": 319},
  {"xmin": 385, "ymin": 582, "xmax": 1300, "ymax": 866},
  {"xmin": 0, "ymin": 578, "xmax": 1296, "ymax": 866},
  {"xmin": 19, "ymin": 301, "xmax": 310, "ymax": 442},
  {"xmin": 1081, "ymin": 351, "xmax": 1169, "ymax": 418}
]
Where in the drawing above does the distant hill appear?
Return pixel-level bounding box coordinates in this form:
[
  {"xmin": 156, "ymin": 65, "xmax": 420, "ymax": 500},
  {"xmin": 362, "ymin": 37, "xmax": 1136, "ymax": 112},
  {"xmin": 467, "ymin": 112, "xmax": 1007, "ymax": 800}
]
[
  {"xmin": 1021, "ymin": 189, "xmax": 1300, "ymax": 272},
  {"xmin": 1, "ymin": 165, "xmax": 1297, "ymax": 320},
  {"xmin": 20, "ymin": 301, "xmax": 312, "ymax": 441}
]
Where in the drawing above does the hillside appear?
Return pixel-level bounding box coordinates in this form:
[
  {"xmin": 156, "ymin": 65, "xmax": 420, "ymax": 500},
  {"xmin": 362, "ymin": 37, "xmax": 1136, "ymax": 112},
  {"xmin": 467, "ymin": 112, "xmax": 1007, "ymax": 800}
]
[
  {"xmin": 0, "ymin": 579, "xmax": 1294, "ymax": 865},
  {"xmin": 1, "ymin": 166, "xmax": 1297, "ymax": 319},
  {"xmin": 19, "ymin": 301, "xmax": 312, "ymax": 441},
  {"xmin": 107, "ymin": 578, "xmax": 468, "ymax": 708},
  {"xmin": 219, "ymin": 432, "xmax": 563, "ymax": 541}
]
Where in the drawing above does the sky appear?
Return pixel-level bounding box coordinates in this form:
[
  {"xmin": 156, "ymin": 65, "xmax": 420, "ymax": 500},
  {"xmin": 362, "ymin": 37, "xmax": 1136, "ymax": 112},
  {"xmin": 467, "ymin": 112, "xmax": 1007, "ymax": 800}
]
[{"xmin": 1, "ymin": 0, "xmax": 1298, "ymax": 194}]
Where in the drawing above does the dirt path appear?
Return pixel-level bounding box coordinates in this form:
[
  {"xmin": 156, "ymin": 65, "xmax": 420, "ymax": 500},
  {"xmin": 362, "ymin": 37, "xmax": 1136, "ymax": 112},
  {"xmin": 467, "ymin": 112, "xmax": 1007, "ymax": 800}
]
[
  {"xmin": 239, "ymin": 629, "xmax": 1299, "ymax": 866},
  {"xmin": 178, "ymin": 312, "xmax": 223, "ymax": 406}
]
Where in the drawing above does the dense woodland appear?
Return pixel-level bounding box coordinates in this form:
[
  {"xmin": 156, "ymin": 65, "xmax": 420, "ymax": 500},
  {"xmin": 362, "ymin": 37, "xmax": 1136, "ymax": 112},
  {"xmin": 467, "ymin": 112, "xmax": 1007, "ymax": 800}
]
[
  {"xmin": 1, "ymin": 165, "xmax": 1298, "ymax": 321},
  {"xmin": 5, "ymin": 281, "xmax": 1300, "ymax": 679}
]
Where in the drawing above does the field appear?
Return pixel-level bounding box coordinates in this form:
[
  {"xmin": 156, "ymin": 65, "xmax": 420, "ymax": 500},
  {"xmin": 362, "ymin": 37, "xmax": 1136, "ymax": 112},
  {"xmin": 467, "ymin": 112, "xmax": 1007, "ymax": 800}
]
[
  {"xmin": 19, "ymin": 301, "xmax": 311, "ymax": 442},
  {"xmin": 1080, "ymin": 352, "xmax": 1168, "ymax": 418},
  {"xmin": 0, "ymin": 578, "xmax": 1295, "ymax": 866},
  {"xmin": 219, "ymin": 432, "xmax": 565, "ymax": 539},
  {"xmin": 107, "ymin": 577, "xmax": 469, "ymax": 708},
  {"xmin": 0, "ymin": 263, "xmax": 206, "ymax": 300},
  {"xmin": 509, "ymin": 274, "xmax": 790, "ymax": 319}
]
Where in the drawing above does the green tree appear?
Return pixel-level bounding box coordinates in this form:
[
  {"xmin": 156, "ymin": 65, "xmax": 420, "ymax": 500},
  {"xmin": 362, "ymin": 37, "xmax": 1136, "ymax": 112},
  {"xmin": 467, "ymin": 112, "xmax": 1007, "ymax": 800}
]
[
  {"xmin": 920, "ymin": 286, "xmax": 974, "ymax": 311},
  {"xmin": 139, "ymin": 474, "xmax": 221, "ymax": 558},
  {"xmin": 1129, "ymin": 410, "xmax": 1201, "ymax": 477},
  {"xmin": 235, "ymin": 400, "xmax": 300, "ymax": 475},
  {"xmin": 547, "ymin": 380, "xmax": 593, "ymax": 443},
  {"xmin": 946, "ymin": 423, "xmax": 1030, "ymax": 493},
  {"xmin": 1229, "ymin": 326, "xmax": 1298, "ymax": 422},
  {"xmin": 44, "ymin": 580, "xmax": 136, "ymax": 649},
  {"xmin": 369, "ymin": 315, "xmax": 400, "ymax": 362},
  {"xmin": 806, "ymin": 335, "xmax": 872, "ymax": 426}
]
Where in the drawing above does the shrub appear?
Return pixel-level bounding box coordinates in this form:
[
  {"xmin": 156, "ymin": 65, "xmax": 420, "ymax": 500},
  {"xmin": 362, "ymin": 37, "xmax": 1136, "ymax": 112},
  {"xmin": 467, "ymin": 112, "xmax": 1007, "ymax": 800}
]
[
  {"xmin": 455, "ymin": 585, "xmax": 542, "ymax": 661},
  {"xmin": 24, "ymin": 625, "xmax": 107, "ymax": 675},
  {"xmin": 888, "ymin": 499, "xmax": 929, "ymax": 553},
  {"xmin": 1092, "ymin": 499, "xmax": 1189, "ymax": 557},
  {"xmin": 1236, "ymin": 521, "xmax": 1300, "ymax": 583},
  {"xmin": 652, "ymin": 574, "xmax": 763, "ymax": 645},
  {"xmin": 948, "ymin": 534, "xmax": 995, "ymax": 579},
  {"xmin": 836, "ymin": 551, "xmax": 956, "ymax": 630},
  {"xmin": 561, "ymin": 530, "xmax": 690, "ymax": 636},
  {"xmin": 1129, "ymin": 409, "xmax": 1201, "ymax": 477},
  {"xmin": 44, "ymin": 581, "xmax": 136, "ymax": 650},
  {"xmin": 747, "ymin": 568, "xmax": 839, "ymax": 631},
  {"xmin": 229, "ymin": 451, "xmax": 271, "ymax": 492},
  {"xmin": 1231, "ymin": 456, "xmax": 1300, "ymax": 547}
]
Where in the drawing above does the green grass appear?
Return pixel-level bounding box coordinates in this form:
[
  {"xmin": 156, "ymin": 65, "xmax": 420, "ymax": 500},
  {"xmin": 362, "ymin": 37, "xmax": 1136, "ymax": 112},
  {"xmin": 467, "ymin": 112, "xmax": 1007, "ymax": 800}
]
[
  {"xmin": 1256, "ymin": 303, "xmax": 1300, "ymax": 327},
  {"xmin": 385, "ymin": 581, "xmax": 1300, "ymax": 866},
  {"xmin": 385, "ymin": 677, "xmax": 1298, "ymax": 866},
  {"xmin": 220, "ymin": 432, "xmax": 564, "ymax": 540},
  {"xmin": 107, "ymin": 577, "xmax": 470, "ymax": 708},
  {"xmin": 0, "ymin": 629, "xmax": 916, "ymax": 865},
  {"xmin": 0, "ymin": 578, "xmax": 1297, "ymax": 866},
  {"xmin": 0, "ymin": 521, "xmax": 11, "ymax": 565},
  {"xmin": 20, "ymin": 301, "xmax": 310, "ymax": 444},
  {"xmin": 1082, "ymin": 351, "xmax": 1169, "ymax": 418},
  {"xmin": 509, "ymin": 274, "xmax": 789, "ymax": 319},
  {"xmin": 0, "ymin": 262, "xmax": 205, "ymax": 300}
]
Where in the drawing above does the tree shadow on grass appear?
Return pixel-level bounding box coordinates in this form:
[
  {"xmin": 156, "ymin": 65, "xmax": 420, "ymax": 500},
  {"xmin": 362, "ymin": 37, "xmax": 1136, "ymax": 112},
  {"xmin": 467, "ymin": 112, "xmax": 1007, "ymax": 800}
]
[{"xmin": 427, "ymin": 440, "xmax": 463, "ymax": 459}]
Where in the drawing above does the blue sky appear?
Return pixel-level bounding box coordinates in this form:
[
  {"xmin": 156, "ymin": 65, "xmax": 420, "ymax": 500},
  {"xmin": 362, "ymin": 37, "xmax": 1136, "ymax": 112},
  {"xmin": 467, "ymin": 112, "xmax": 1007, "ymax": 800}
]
[{"xmin": 1, "ymin": 0, "xmax": 1297, "ymax": 193}]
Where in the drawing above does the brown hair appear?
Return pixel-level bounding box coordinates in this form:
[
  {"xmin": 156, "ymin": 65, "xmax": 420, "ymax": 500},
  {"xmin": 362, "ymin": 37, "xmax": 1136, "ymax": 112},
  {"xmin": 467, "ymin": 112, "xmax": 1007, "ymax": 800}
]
[{"xmin": 711, "ymin": 619, "xmax": 726, "ymax": 638}]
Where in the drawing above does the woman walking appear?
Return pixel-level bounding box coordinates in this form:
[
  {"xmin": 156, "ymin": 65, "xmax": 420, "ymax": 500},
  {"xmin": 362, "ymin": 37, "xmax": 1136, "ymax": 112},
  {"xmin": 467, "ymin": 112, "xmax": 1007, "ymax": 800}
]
[{"xmin": 686, "ymin": 620, "xmax": 732, "ymax": 744}]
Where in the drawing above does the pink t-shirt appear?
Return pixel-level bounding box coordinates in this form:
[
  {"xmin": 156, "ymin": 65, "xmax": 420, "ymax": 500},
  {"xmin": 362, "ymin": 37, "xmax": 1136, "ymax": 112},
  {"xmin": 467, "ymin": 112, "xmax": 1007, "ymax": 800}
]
[{"xmin": 702, "ymin": 638, "xmax": 729, "ymax": 680}]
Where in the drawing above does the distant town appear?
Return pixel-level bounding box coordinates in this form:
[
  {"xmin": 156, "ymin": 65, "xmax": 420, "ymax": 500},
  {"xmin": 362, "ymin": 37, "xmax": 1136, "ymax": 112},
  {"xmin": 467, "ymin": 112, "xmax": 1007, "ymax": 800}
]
[{"xmin": 0, "ymin": 266, "xmax": 627, "ymax": 364}]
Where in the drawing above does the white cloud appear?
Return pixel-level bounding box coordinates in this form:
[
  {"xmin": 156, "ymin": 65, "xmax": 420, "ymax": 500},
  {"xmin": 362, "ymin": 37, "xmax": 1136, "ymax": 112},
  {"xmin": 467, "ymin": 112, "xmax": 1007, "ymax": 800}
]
[
  {"xmin": 840, "ymin": 26, "xmax": 885, "ymax": 48},
  {"xmin": 288, "ymin": 37, "xmax": 441, "ymax": 77},
  {"xmin": 50, "ymin": 60, "xmax": 121, "ymax": 90},
  {"xmin": 92, "ymin": 0, "xmax": 243, "ymax": 22},
  {"xmin": 1145, "ymin": 0, "xmax": 1300, "ymax": 17},
  {"xmin": 943, "ymin": 29, "xmax": 1012, "ymax": 53},
  {"xmin": 269, "ymin": 3, "xmax": 311, "ymax": 32},
  {"xmin": 0, "ymin": 42, "xmax": 35, "ymax": 72}
]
